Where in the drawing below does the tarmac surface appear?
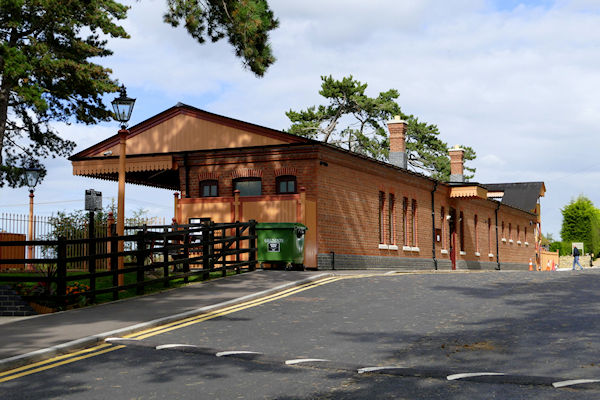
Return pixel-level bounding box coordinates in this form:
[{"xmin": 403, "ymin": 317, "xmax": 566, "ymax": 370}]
[{"xmin": 0, "ymin": 270, "xmax": 333, "ymax": 370}]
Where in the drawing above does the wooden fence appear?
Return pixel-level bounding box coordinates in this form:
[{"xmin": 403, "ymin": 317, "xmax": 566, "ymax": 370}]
[{"xmin": 0, "ymin": 220, "xmax": 257, "ymax": 308}]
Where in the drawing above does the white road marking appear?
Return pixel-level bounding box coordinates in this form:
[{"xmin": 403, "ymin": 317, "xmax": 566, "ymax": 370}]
[
  {"xmin": 447, "ymin": 372, "xmax": 505, "ymax": 380},
  {"xmin": 104, "ymin": 337, "xmax": 139, "ymax": 343},
  {"xmin": 155, "ymin": 344, "xmax": 200, "ymax": 350},
  {"xmin": 285, "ymin": 358, "xmax": 330, "ymax": 365},
  {"xmin": 384, "ymin": 271, "xmax": 397, "ymax": 275},
  {"xmin": 552, "ymin": 379, "xmax": 600, "ymax": 388},
  {"xmin": 215, "ymin": 351, "xmax": 262, "ymax": 357},
  {"xmin": 358, "ymin": 366, "xmax": 403, "ymax": 374}
]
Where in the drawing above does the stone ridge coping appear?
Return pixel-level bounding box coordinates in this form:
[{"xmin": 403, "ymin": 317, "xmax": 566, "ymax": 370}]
[{"xmin": 0, "ymin": 273, "xmax": 334, "ymax": 373}]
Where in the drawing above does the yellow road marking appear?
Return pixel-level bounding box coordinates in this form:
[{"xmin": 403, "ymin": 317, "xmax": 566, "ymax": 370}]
[
  {"xmin": 132, "ymin": 277, "xmax": 343, "ymax": 339},
  {"xmin": 124, "ymin": 276, "xmax": 341, "ymax": 339},
  {"xmin": 0, "ymin": 344, "xmax": 112, "ymax": 378},
  {"xmin": 0, "ymin": 276, "xmax": 342, "ymax": 382},
  {"xmin": 0, "ymin": 345, "xmax": 124, "ymax": 383}
]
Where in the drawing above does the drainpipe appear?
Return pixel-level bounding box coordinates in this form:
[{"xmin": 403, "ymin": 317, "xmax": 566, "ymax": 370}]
[
  {"xmin": 495, "ymin": 202, "xmax": 501, "ymax": 270},
  {"xmin": 431, "ymin": 181, "xmax": 438, "ymax": 270},
  {"xmin": 184, "ymin": 152, "xmax": 190, "ymax": 198}
]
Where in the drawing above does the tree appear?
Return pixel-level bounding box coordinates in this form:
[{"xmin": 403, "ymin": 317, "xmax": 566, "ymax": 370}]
[
  {"xmin": 164, "ymin": 0, "xmax": 279, "ymax": 77},
  {"xmin": 0, "ymin": 0, "xmax": 130, "ymax": 187},
  {"xmin": 286, "ymin": 75, "xmax": 476, "ymax": 181},
  {"xmin": 1, "ymin": 0, "xmax": 279, "ymax": 189},
  {"xmin": 560, "ymin": 195, "xmax": 600, "ymax": 255}
]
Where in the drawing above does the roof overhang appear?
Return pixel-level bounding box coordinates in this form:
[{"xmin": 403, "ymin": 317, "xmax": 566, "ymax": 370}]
[
  {"xmin": 72, "ymin": 155, "xmax": 179, "ymax": 190},
  {"xmin": 449, "ymin": 185, "xmax": 488, "ymax": 199}
]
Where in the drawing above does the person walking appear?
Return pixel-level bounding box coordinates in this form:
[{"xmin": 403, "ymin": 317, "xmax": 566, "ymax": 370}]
[{"xmin": 572, "ymin": 246, "xmax": 584, "ymax": 270}]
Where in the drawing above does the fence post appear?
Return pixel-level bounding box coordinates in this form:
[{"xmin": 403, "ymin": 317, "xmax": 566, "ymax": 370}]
[
  {"xmin": 202, "ymin": 221, "xmax": 210, "ymax": 280},
  {"xmin": 88, "ymin": 211, "xmax": 96, "ymax": 304},
  {"xmin": 235, "ymin": 222, "xmax": 241, "ymax": 274},
  {"xmin": 183, "ymin": 230, "xmax": 190, "ymax": 284},
  {"xmin": 221, "ymin": 226, "xmax": 227, "ymax": 277},
  {"xmin": 136, "ymin": 231, "xmax": 145, "ymax": 295},
  {"xmin": 110, "ymin": 224, "xmax": 119, "ymax": 301},
  {"xmin": 249, "ymin": 220, "xmax": 257, "ymax": 271},
  {"xmin": 163, "ymin": 227, "xmax": 169, "ymax": 288},
  {"xmin": 57, "ymin": 236, "xmax": 67, "ymax": 308}
]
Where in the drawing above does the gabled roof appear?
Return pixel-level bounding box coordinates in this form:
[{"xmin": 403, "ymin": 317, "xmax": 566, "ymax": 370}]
[
  {"xmin": 482, "ymin": 182, "xmax": 546, "ymax": 213},
  {"xmin": 70, "ymin": 102, "xmax": 311, "ymax": 160}
]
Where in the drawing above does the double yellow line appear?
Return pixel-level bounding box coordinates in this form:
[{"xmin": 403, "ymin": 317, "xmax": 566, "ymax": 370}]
[{"xmin": 0, "ymin": 276, "xmax": 342, "ymax": 383}]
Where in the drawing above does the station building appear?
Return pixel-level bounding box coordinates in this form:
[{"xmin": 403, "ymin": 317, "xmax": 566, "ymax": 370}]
[{"xmin": 70, "ymin": 103, "xmax": 545, "ymax": 270}]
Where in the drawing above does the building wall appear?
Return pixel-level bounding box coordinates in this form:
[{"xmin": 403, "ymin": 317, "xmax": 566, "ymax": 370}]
[
  {"xmin": 174, "ymin": 144, "xmax": 539, "ymax": 271},
  {"xmin": 314, "ymin": 146, "xmax": 538, "ymax": 270}
]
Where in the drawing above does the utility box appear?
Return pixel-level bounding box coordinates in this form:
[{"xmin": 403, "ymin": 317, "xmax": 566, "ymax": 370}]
[{"xmin": 256, "ymin": 223, "xmax": 307, "ymax": 269}]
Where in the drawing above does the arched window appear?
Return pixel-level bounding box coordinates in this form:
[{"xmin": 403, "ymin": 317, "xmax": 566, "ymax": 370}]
[
  {"xmin": 441, "ymin": 206, "xmax": 446, "ymax": 249},
  {"xmin": 200, "ymin": 180, "xmax": 218, "ymax": 197},
  {"xmin": 276, "ymin": 175, "xmax": 297, "ymax": 194},
  {"xmin": 233, "ymin": 178, "xmax": 262, "ymax": 197},
  {"xmin": 488, "ymin": 218, "xmax": 492, "ymax": 255}
]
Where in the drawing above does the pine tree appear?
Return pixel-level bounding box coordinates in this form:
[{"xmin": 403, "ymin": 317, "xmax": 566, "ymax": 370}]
[{"xmin": 286, "ymin": 75, "xmax": 476, "ymax": 181}]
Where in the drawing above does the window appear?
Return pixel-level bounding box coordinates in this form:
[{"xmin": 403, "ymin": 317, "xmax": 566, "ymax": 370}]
[
  {"xmin": 459, "ymin": 211, "xmax": 465, "ymax": 252},
  {"xmin": 200, "ymin": 180, "xmax": 218, "ymax": 197},
  {"xmin": 502, "ymin": 221, "xmax": 505, "ymax": 239},
  {"xmin": 509, "ymin": 223, "xmax": 512, "ymax": 241},
  {"xmin": 411, "ymin": 199, "xmax": 418, "ymax": 247},
  {"xmin": 403, "ymin": 197, "xmax": 409, "ymax": 246},
  {"xmin": 379, "ymin": 192, "xmax": 385, "ymax": 244},
  {"xmin": 524, "ymin": 226, "xmax": 528, "ymax": 243},
  {"xmin": 517, "ymin": 225, "xmax": 521, "ymax": 242},
  {"xmin": 474, "ymin": 215, "xmax": 479, "ymax": 253},
  {"xmin": 276, "ymin": 175, "xmax": 297, "ymax": 194},
  {"xmin": 389, "ymin": 194, "xmax": 395, "ymax": 245},
  {"xmin": 233, "ymin": 178, "xmax": 262, "ymax": 197}
]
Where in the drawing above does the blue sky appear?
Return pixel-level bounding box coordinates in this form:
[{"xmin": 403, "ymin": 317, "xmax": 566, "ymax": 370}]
[{"xmin": 2, "ymin": 0, "xmax": 600, "ymax": 241}]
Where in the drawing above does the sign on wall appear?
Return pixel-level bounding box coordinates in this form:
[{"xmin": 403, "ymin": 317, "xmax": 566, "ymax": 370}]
[{"xmin": 572, "ymin": 242, "xmax": 584, "ymax": 254}]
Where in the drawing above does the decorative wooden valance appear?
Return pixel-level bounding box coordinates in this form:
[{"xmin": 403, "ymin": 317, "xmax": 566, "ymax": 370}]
[{"xmin": 72, "ymin": 155, "xmax": 175, "ymax": 176}]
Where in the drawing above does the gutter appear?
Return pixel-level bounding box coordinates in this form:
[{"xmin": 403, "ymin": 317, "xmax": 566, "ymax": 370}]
[
  {"xmin": 495, "ymin": 201, "xmax": 501, "ymax": 270},
  {"xmin": 431, "ymin": 181, "xmax": 439, "ymax": 270}
]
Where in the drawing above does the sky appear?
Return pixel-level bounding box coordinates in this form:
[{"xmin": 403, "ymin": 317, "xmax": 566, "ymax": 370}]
[{"xmin": 2, "ymin": 0, "xmax": 600, "ymax": 240}]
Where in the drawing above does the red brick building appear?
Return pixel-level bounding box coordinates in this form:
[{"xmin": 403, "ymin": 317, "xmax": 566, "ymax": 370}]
[{"xmin": 71, "ymin": 103, "xmax": 545, "ymax": 270}]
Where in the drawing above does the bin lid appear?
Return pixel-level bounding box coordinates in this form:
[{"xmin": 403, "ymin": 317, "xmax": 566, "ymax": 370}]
[{"xmin": 256, "ymin": 222, "xmax": 307, "ymax": 230}]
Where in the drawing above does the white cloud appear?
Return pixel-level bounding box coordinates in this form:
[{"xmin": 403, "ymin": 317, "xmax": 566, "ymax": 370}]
[{"xmin": 3, "ymin": 0, "xmax": 599, "ymax": 239}]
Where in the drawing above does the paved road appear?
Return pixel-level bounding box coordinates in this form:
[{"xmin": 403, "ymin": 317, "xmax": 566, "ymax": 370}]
[{"xmin": 3, "ymin": 270, "xmax": 600, "ymax": 399}]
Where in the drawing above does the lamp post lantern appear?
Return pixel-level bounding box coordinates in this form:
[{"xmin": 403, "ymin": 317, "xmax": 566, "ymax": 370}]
[
  {"xmin": 111, "ymin": 85, "xmax": 136, "ymax": 286},
  {"xmin": 24, "ymin": 164, "xmax": 41, "ymax": 270}
]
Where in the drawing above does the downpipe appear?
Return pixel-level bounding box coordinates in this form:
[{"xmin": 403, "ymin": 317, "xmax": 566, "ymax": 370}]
[{"xmin": 431, "ymin": 181, "xmax": 438, "ymax": 270}]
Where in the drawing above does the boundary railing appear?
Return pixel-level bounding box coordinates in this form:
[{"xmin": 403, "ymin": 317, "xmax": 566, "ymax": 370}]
[{"xmin": 0, "ymin": 220, "xmax": 257, "ymax": 308}]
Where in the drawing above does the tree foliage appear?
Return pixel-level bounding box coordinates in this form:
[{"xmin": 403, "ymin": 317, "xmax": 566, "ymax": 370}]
[
  {"xmin": 164, "ymin": 0, "xmax": 279, "ymax": 77},
  {"xmin": 0, "ymin": 0, "xmax": 129, "ymax": 187},
  {"xmin": 560, "ymin": 195, "xmax": 600, "ymax": 256},
  {"xmin": 1, "ymin": 0, "xmax": 279, "ymax": 189},
  {"xmin": 286, "ymin": 75, "xmax": 476, "ymax": 181}
]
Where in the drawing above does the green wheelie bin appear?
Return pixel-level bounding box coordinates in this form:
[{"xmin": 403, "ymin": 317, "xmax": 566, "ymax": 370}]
[{"xmin": 256, "ymin": 223, "xmax": 307, "ymax": 270}]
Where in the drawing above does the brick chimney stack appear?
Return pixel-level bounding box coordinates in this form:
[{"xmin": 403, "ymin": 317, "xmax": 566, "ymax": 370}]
[
  {"xmin": 388, "ymin": 115, "xmax": 408, "ymax": 169},
  {"xmin": 449, "ymin": 145, "xmax": 465, "ymax": 183}
]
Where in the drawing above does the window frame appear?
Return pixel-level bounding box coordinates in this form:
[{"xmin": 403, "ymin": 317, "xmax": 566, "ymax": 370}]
[
  {"xmin": 388, "ymin": 194, "xmax": 395, "ymax": 245},
  {"xmin": 233, "ymin": 177, "xmax": 262, "ymax": 197},
  {"xmin": 199, "ymin": 179, "xmax": 219, "ymax": 198},
  {"xmin": 276, "ymin": 175, "xmax": 297, "ymax": 194}
]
